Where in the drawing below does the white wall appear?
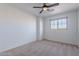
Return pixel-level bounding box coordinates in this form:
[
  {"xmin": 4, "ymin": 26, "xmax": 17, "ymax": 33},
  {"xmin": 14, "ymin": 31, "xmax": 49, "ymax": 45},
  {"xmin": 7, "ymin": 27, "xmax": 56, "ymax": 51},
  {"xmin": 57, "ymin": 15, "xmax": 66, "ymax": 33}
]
[
  {"xmin": 43, "ymin": 10, "xmax": 78, "ymax": 45},
  {"xmin": 0, "ymin": 4, "xmax": 36, "ymax": 52},
  {"xmin": 37, "ymin": 17, "xmax": 43, "ymax": 40},
  {"xmin": 78, "ymin": 9, "xmax": 79, "ymax": 46}
]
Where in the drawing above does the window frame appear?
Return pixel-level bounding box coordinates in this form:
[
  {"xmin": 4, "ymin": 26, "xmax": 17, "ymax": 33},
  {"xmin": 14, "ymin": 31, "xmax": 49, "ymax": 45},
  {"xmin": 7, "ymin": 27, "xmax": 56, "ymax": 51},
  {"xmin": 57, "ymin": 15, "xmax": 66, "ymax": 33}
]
[
  {"xmin": 50, "ymin": 17, "xmax": 68, "ymax": 30},
  {"xmin": 50, "ymin": 20, "xmax": 58, "ymax": 29}
]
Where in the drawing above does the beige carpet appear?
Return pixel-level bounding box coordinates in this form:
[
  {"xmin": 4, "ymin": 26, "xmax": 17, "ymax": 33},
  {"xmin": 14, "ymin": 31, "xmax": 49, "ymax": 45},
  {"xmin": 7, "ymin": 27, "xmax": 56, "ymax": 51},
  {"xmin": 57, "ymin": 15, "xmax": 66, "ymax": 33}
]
[{"xmin": 0, "ymin": 40, "xmax": 79, "ymax": 56}]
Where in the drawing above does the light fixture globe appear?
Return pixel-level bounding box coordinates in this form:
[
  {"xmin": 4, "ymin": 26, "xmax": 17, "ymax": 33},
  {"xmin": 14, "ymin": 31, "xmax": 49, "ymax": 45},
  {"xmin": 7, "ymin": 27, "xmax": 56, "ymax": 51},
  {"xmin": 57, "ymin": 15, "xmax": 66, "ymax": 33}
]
[{"xmin": 43, "ymin": 7, "xmax": 48, "ymax": 11}]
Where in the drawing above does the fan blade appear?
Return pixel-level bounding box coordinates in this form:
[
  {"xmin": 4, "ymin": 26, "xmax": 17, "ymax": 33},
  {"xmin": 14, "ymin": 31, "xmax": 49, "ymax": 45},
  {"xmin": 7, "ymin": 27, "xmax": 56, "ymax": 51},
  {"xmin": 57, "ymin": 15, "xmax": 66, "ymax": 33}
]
[
  {"xmin": 47, "ymin": 9, "xmax": 54, "ymax": 11},
  {"xmin": 33, "ymin": 6, "xmax": 42, "ymax": 8},
  {"xmin": 40, "ymin": 10, "xmax": 43, "ymax": 13},
  {"xmin": 43, "ymin": 3, "xmax": 46, "ymax": 5},
  {"xmin": 47, "ymin": 3, "xmax": 59, "ymax": 7}
]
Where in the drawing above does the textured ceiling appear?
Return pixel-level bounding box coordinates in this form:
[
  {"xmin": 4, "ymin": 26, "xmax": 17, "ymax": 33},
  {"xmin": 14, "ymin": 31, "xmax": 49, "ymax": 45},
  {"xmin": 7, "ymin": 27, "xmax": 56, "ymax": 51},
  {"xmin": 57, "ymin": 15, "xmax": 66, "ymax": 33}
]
[{"xmin": 8, "ymin": 3, "xmax": 79, "ymax": 17}]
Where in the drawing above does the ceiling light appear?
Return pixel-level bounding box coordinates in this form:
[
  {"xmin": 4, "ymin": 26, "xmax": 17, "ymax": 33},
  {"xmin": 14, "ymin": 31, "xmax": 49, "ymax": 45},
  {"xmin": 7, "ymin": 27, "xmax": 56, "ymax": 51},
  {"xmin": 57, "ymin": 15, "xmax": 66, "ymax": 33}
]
[{"xmin": 43, "ymin": 7, "xmax": 48, "ymax": 11}]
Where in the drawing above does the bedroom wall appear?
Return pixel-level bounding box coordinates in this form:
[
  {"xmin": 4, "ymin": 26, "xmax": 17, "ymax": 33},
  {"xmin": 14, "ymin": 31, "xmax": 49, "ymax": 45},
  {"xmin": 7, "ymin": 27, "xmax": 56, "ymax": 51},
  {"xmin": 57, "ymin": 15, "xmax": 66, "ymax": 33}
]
[
  {"xmin": 43, "ymin": 10, "xmax": 78, "ymax": 45},
  {"xmin": 37, "ymin": 17, "xmax": 43, "ymax": 40},
  {"xmin": 0, "ymin": 4, "xmax": 37, "ymax": 52},
  {"xmin": 78, "ymin": 9, "xmax": 79, "ymax": 46}
]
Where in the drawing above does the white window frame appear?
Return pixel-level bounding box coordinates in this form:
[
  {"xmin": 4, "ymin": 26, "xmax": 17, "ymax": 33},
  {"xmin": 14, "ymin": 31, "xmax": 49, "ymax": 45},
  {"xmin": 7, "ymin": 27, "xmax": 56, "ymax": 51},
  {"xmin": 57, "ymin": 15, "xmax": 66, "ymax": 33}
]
[{"xmin": 50, "ymin": 17, "xmax": 68, "ymax": 30}]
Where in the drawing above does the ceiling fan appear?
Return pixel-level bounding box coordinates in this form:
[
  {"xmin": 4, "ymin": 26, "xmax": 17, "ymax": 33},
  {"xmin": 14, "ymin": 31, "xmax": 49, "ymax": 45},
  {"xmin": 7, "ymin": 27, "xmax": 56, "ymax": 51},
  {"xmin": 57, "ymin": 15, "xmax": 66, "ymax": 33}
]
[{"xmin": 33, "ymin": 3, "xmax": 59, "ymax": 13}]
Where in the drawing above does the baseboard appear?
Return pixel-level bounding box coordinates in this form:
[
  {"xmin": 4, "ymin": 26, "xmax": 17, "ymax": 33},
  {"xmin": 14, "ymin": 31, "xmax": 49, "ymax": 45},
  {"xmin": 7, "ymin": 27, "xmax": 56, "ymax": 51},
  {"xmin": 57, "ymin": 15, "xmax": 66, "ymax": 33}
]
[{"xmin": 43, "ymin": 39, "xmax": 79, "ymax": 48}]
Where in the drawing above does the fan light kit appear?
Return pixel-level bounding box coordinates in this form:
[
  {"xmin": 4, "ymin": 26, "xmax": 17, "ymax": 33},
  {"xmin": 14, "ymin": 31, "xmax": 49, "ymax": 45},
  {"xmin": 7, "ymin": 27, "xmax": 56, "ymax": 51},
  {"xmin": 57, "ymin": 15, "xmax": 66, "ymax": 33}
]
[
  {"xmin": 33, "ymin": 3, "xmax": 59, "ymax": 13},
  {"xmin": 43, "ymin": 7, "xmax": 48, "ymax": 11}
]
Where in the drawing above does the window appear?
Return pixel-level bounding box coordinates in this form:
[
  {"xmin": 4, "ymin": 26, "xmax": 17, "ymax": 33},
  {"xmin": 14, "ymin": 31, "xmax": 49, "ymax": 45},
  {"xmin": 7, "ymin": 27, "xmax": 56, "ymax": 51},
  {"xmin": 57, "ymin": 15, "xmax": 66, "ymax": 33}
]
[
  {"xmin": 51, "ymin": 20, "xmax": 57, "ymax": 29},
  {"xmin": 50, "ymin": 17, "xmax": 67, "ymax": 29},
  {"xmin": 58, "ymin": 18, "xmax": 67, "ymax": 29}
]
